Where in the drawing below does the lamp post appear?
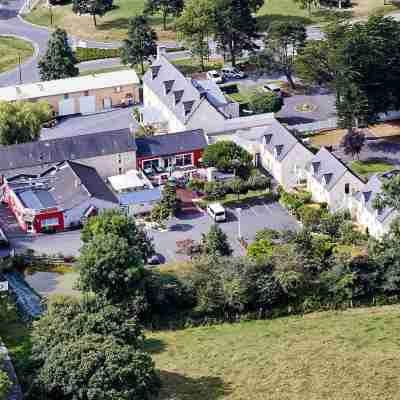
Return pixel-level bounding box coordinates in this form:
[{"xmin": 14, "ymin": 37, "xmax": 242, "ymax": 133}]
[
  {"xmin": 236, "ymin": 207, "xmax": 241, "ymax": 239},
  {"xmin": 18, "ymin": 54, "xmax": 22, "ymax": 84},
  {"xmin": 49, "ymin": 3, "xmax": 53, "ymax": 26}
]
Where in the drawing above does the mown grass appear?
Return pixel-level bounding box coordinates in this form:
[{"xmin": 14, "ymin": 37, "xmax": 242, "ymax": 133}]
[
  {"xmin": 148, "ymin": 305, "xmax": 400, "ymax": 400},
  {"xmin": 79, "ymin": 65, "xmax": 131, "ymax": 76},
  {"xmin": 350, "ymin": 160, "xmax": 395, "ymax": 179},
  {"xmin": 0, "ymin": 36, "xmax": 34, "ymax": 74},
  {"xmin": 25, "ymin": 0, "xmax": 397, "ymax": 43}
]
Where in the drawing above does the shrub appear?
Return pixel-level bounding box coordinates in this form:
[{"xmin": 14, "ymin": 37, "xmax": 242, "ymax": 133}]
[
  {"xmin": 204, "ymin": 181, "xmax": 227, "ymax": 201},
  {"xmin": 297, "ymin": 206, "xmax": 323, "ymax": 229},
  {"xmin": 187, "ymin": 178, "xmax": 205, "ymax": 193},
  {"xmin": 248, "ymin": 91, "xmax": 284, "ymax": 114},
  {"xmin": 220, "ymin": 83, "xmax": 239, "ymax": 94},
  {"xmin": 74, "ymin": 47, "xmax": 121, "ymax": 63}
]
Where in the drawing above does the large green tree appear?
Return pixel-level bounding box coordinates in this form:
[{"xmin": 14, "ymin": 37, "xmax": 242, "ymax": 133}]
[
  {"xmin": 144, "ymin": 0, "xmax": 184, "ymax": 30},
  {"xmin": 373, "ymin": 175, "xmax": 400, "ymax": 212},
  {"xmin": 177, "ymin": 0, "xmax": 214, "ymax": 71},
  {"xmin": 0, "ymin": 101, "xmax": 52, "ymax": 145},
  {"xmin": 202, "ymin": 141, "xmax": 253, "ymax": 173},
  {"xmin": 81, "ymin": 209, "xmax": 154, "ymax": 262},
  {"xmin": 121, "ymin": 15, "xmax": 157, "ymax": 74},
  {"xmin": 264, "ymin": 20, "xmax": 306, "ymax": 89},
  {"xmin": 0, "ymin": 354, "xmax": 11, "ymax": 400},
  {"xmin": 37, "ymin": 334, "xmax": 160, "ymax": 400},
  {"xmin": 202, "ymin": 224, "xmax": 232, "ymax": 257},
  {"xmin": 213, "ymin": 0, "xmax": 259, "ymax": 66},
  {"xmin": 78, "ymin": 233, "xmax": 145, "ymax": 303},
  {"xmin": 72, "ymin": 0, "xmax": 111, "ymax": 27},
  {"xmin": 248, "ymin": 91, "xmax": 283, "ymax": 114},
  {"xmin": 38, "ymin": 28, "xmax": 78, "ymax": 81}
]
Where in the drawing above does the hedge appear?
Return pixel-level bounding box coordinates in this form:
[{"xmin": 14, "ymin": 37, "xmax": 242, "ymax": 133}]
[{"xmin": 74, "ymin": 47, "xmax": 121, "ymax": 63}]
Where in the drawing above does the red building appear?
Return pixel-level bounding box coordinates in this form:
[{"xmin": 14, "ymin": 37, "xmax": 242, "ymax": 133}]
[
  {"xmin": 1, "ymin": 161, "xmax": 118, "ymax": 234},
  {"xmin": 135, "ymin": 129, "xmax": 207, "ymax": 172}
]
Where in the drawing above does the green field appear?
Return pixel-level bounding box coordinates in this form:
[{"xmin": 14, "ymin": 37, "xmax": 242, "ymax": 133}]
[
  {"xmin": 0, "ymin": 36, "xmax": 34, "ymax": 74},
  {"xmin": 148, "ymin": 305, "xmax": 400, "ymax": 400},
  {"xmin": 25, "ymin": 0, "xmax": 397, "ymax": 43},
  {"xmin": 350, "ymin": 160, "xmax": 395, "ymax": 179}
]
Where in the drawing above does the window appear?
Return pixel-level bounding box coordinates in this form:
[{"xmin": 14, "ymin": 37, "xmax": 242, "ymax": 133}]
[
  {"xmin": 64, "ymin": 93, "xmax": 69, "ymax": 99},
  {"xmin": 118, "ymin": 154, "xmax": 122, "ymax": 164},
  {"xmin": 143, "ymin": 159, "xmax": 160, "ymax": 170},
  {"xmin": 175, "ymin": 153, "xmax": 192, "ymax": 167},
  {"xmin": 84, "ymin": 90, "xmax": 89, "ymax": 96},
  {"xmin": 345, "ymin": 183, "xmax": 350, "ymax": 194},
  {"xmin": 118, "ymin": 167, "xmax": 123, "ymax": 175},
  {"xmin": 41, "ymin": 217, "xmax": 59, "ymax": 227}
]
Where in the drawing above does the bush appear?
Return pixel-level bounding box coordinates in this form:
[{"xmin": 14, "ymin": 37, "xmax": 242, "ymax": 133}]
[
  {"xmin": 297, "ymin": 206, "xmax": 324, "ymax": 229},
  {"xmin": 187, "ymin": 178, "xmax": 205, "ymax": 193},
  {"xmin": 74, "ymin": 47, "xmax": 121, "ymax": 63},
  {"xmin": 246, "ymin": 174, "xmax": 271, "ymax": 191},
  {"xmin": 248, "ymin": 91, "xmax": 284, "ymax": 114},
  {"xmin": 204, "ymin": 181, "xmax": 228, "ymax": 201},
  {"xmin": 220, "ymin": 83, "xmax": 239, "ymax": 95}
]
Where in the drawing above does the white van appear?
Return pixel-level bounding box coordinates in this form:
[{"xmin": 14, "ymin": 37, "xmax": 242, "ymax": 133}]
[{"xmin": 207, "ymin": 202, "xmax": 227, "ymax": 222}]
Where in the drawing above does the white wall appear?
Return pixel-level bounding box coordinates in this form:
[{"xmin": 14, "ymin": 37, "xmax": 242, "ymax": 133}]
[{"xmin": 187, "ymin": 99, "xmax": 226, "ymax": 134}]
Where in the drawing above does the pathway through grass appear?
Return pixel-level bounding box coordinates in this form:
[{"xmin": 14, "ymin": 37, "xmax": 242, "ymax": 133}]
[{"xmin": 0, "ymin": 36, "xmax": 34, "ymax": 74}]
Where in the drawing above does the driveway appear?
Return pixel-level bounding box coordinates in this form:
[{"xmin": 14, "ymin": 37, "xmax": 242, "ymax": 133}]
[
  {"xmin": 40, "ymin": 106, "xmax": 138, "ymax": 140},
  {"xmin": 7, "ymin": 200, "xmax": 299, "ymax": 262}
]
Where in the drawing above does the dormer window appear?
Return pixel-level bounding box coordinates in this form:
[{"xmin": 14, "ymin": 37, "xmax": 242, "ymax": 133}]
[
  {"xmin": 263, "ymin": 134, "xmax": 273, "ymax": 145},
  {"xmin": 312, "ymin": 162, "xmax": 320, "ymax": 175},
  {"xmin": 344, "ymin": 183, "xmax": 350, "ymax": 195},
  {"xmin": 183, "ymin": 100, "xmax": 195, "ymax": 116},
  {"xmin": 163, "ymin": 80, "xmax": 174, "ymax": 95},
  {"xmin": 273, "ymin": 145, "xmax": 283, "ymax": 160},
  {"xmin": 173, "ymin": 90, "xmax": 184, "ymax": 105},
  {"xmin": 151, "ymin": 66, "xmax": 161, "ymax": 79},
  {"xmin": 322, "ymin": 173, "xmax": 333, "ymax": 186}
]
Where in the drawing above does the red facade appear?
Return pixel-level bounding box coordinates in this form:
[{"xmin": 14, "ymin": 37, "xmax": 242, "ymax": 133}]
[{"xmin": 137, "ymin": 148, "xmax": 204, "ymax": 170}]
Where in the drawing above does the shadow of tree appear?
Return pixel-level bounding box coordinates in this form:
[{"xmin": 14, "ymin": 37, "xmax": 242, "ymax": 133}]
[
  {"xmin": 256, "ymin": 14, "xmax": 312, "ymax": 31},
  {"xmin": 143, "ymin": 338, "xmax": 168, "ymax": 355},
  {"xmin": 96, "ymin": 17, "xmax": 130, "ymax": 31},
  {"xmin": 159, "ymin": 370, "xmax": 230, "ymax": 400}
]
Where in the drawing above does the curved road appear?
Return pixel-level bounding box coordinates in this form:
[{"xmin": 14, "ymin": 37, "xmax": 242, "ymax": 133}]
[{"xmin": 1, "ymin": 0, "xmax": 399, "ymax": 87}]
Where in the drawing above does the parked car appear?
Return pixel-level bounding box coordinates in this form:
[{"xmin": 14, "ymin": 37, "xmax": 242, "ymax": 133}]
[
  {"xmin": 221, "ymin": 66, "xmax": 246, "ymax": 79},
  {"xmin": 147, "ymin": 253, "xmax": 163, "ymax": 265},
  {"xmin": 262, "ymin": 83, "xmax": 283, "ymax": 97},
  {"xmin": 207, "ymin": 202, "xmax": 227, "ymax": 222},
  {"xmin": 206, "ymin": 70, "xmax": 224, "ymax": 84}
]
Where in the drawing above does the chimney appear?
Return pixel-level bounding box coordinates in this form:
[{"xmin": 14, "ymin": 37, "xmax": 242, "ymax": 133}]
[{"xmin": 75, "ymin": 179, "xmax": 81, "ymax": 188}]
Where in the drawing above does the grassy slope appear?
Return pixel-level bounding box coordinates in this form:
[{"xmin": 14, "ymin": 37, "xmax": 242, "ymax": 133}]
[
  {"xmin": 0, "ymin": 36, "xmax": 34, "ymax": 74},
  {"xmin": 148, "ymin": 305, "xmax": 400, "ymax": 400},
  {"xmin": 25, "ymin": 0, "xmax": 397, "ymax": 43},
  {"xmin": 350, "ymin": 160, "xmax": 395, "ymax": 179}
]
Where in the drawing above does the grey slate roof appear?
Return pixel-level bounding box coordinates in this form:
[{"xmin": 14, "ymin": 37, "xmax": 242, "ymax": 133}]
[
  {"xmin": 353, "ymin": 172, "xmax": 397, "ymax": 223},
  {"xmin": 307, "ymin": 147, "xmax": 363, "ymax": 191},
  {"xmin": 7, "ymin": 161, "xmax": 118, "ymax": 211},
  {"xmin": 260, "ymin": 119, "xmax": 301, "ymax": 162},
  {"xmin": 143, "ymin": 56, "xmax": 208, "ymax": 124},
  {"xmin": 0, "ymin": 128, "xmax": 136, "ymax": 173},
  {"xmin": 136, "ymin": 129, "xmax": 207, "ymax": 158}
]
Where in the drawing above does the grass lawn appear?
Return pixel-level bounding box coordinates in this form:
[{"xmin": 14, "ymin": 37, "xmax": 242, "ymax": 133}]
[
  {"xmin": 147, "ymin": 305, "xmax": 400, "ymax": 400},
  {"xmin": 25, "ymin": 0, "xmax": 397, "ymax": 43},
  {"xmin": 350, "ymin": 160, "xmax": 395, "ymax": 179},
  {"xmin": 0, "ymin": 36, "xmax": 34, "ymax": 74},
  {"xmin": 79, "ymin": 64, "xmax": 130, "ymax": 76}
]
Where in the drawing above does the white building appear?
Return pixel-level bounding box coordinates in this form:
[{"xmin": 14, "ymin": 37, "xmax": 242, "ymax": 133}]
[
  {"xmin": 306, "ymin": 147, "xmax": 364, "ymax": 211},
  {"xmin": 142, "ymin": 55, "xmax": 238, "ymax": 134},
  {"xmin": 350, "ymin": 172, "xmax": 399, "ymax": 238}
]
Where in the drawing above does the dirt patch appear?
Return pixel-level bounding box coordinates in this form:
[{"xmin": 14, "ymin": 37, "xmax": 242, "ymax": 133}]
[{"xmin": 368, "ymin": 120, "xmax": 400, "ymax": 138}]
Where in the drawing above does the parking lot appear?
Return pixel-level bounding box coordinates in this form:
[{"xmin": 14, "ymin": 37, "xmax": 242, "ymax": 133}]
[{"xmin": 4, "ymin": 199, "xmax": 298, "ymax": 263}]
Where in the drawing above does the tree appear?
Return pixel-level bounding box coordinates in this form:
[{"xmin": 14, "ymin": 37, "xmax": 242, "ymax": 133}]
[
  {"xmin": 373, "ymin": 175, "xmax": 400, "ymax": 212},
  {"xmin": 201, "ymin": 224, "xmax": 232, "ymax": 257},
  {"xmin": 202, "ymin": 141, "xmax": 253, "ymax": 173},
  {"xmin": 37, "ymin": 335, "xmax": 160, "ymax": 400},
  {"xmin": 72, "ymin": 0, "xmax": 111, "ymax": 27},
  {"xmin": 227, "ymin": 177, "xmax": 247, "ymax": 200},
  {"xmin": 294, "ymin": 0, "xmax": 319, "ymax": 16},
  {"xmin": 32, "ymin": 298, "xmax": 144, "ymax": 363},
  {"xmin": 247, "ymin": 238, "xmax": 273, "ymax": 260},
  {"xmin": 248, "ymin": 91, "xmax": 283, "ymax": 114},
  {"xmin": 121, "ymin": 15, "xmax": 157, "ymax": 74},
  {"xmin": 78, "ymin": 233, "xmax": 145, "ymax": 303},
  {"xmin": 0, "ymin": 101, "xmax": 52, "ymax": 145},
  {"xmin": 151, "ymin": 201, "xmax": 171, "ymax": 225},
  {"xmin": 213, "ymin": 0, "xmax": 259, "ymax": 66},
  {"xmin": 264, "ymin": 20, "xmax": 306, "ymax": 89},
  {"xmin": 144, "ymin": 0, "xmax": 184, "ymax": 30},
  {"xmin": 177, "ymin": 0, "xmax": 214, "ymax": 71},
  {"xmin": 0, "ymin": 355, "xmax": 11, "ymax": 400},
  {"xmin": 81, "ymin": 209, "xmax": 154, "ymax": 262},
  {"xmin": 38, "ymin": 28, "xmax": 78, "ymax": 80},
  {"xmin": 340, "ymin": 128, "xmax": 366, "ymax": 159},
  {"xmin": 161, "ymin": 182, "xmax": 178, "ymax": 215}
]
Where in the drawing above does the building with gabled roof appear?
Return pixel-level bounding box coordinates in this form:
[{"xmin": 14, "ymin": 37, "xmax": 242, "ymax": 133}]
[
  {"xmin": 306, "ymin": 147, "xmax": 364, "ymax": 211},
  {"xmin": 142, "ymin": 55, "xmax": 230, "ymax": 133},
  {"xmin": 1, "ymin": 161, "xmax": 118, "ymax": 233},
  {"xmin": 350, "ymin": 171, "xmax": 399, "ymax": 238}
]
